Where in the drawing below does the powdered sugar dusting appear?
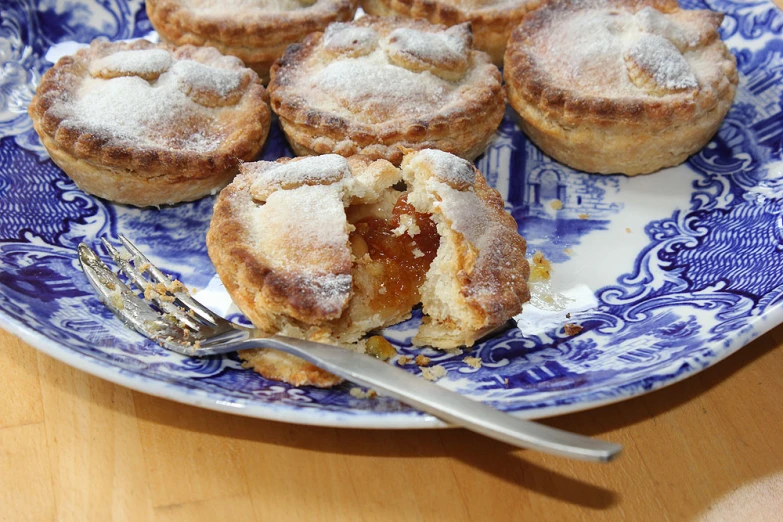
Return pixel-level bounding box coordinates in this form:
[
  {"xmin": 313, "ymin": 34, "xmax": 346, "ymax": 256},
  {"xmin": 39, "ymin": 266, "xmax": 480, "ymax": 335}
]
[
  {"xmin": 627, "ymin": 34, "xmax": 697, "ymax": 90},
  {"xmin": 434, "ymin": 183, "xmax": 490, "ymax": 246},
  {"xmin": 635, "ymin": 7, "xmax": 697, "ymax": 50},
  {"xmin": 89, "ymin": 49, "xmax": 172, "ymax": 78},
  {"xmin": 68, "ymin": 75, "xmax": 218, "ymax": 151},
  {"xmin": 384, "ymin": 26, "xmax": 469, "ymax": 70},
  {"xmin": 171, "ymin": 60, "xmax": 243, "ymax": 97},
  {"xmin": 539, "ymin": 11, "xmax": 629, "ymax": 94},
  {"xmin": 55, "ymin": 50, "xmax": 254, "ymax": 153},
  {"xmin": 415, "ymin": 149, "xmax": 475, "ymax": 188},
  {"xmin": 249, "ymin": 155, "xmax": 350, "ymax": 199},
  {"xmin": 256, "ymin": 184, "xmax": 352, "ymax": 310},
  {"xmin": 535, "ymin": 7, "xmax": 702, "ymax": 97},
  {"xmin": 257, "ymin": 183, "xmax": 349, "ymax": 255},
  {"xmin": 323, "ymin": 24, "xmax": 379, "ymax": 56},
  {"xmin": 310, "ymin": 57, "xmax": 451, "ymax": 123}
]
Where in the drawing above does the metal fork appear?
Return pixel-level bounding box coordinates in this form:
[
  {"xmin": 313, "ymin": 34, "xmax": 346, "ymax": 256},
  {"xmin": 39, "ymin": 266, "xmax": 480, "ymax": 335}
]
[{"xmin": 78, "ymin": 236, "xmax": 622, "ymax": 463}]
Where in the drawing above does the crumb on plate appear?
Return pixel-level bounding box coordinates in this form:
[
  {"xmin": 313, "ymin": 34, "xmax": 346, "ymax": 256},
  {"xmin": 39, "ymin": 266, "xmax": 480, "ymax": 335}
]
[
  {"xmin": 463, "ymin": 356, "xmax": 482, "ymax": 369},
  {"xmin": 415, "ymin": 354, "xmax": 431, "ymax": 366},
  {"xmin": 421, "ymin": 365, "xmax": 447, "ymax": 381},
  {"xmin": 564, "ymin": 323, "xmax": 583, "ymax": 336}
]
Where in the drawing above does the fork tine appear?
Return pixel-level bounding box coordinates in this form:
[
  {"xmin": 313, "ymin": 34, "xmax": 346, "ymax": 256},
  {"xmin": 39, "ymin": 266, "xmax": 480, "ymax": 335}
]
[
  {"xmin": 101, "ymin": 238, "xmax": 204, "ymax": 331},
  {"xmin": 118, "ymin": 235, "xmax": 231, "ymax": 327},
  {"xmin": 78, "ymin": 243, "xmax": 187, "ymax": 346}
]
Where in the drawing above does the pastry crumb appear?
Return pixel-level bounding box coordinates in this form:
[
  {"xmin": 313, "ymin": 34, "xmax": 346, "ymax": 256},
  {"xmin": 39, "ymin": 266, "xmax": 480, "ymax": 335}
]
[
  {"xmin": 392, "ymin": 214, "xmax": 421, "ymax": 237},
  {"xmin": 578, "ymin": 214, "xmax": 589, "ymax": 220},
  {"xmin": 398, "ymin": 355, "xmax": 413, "ymax": 365},
  {"xmin": 564, "ymin": 323, "xmax": 583, "ymax": 336},
  {"xmin": 444, "ymin": 347, "xmax": 463, "ymax": 356},
  {"xmin": 463, "ymin": 356, "xmax": 482, "ymax": 369},
  {"xmin": 421, "ymin": 365, "xmax": 447, "ymax": 381},
  {"xmin": 550, "ymin": 199, "xmax": 563, "ymax": 210},
  {"xmin": 625, "ymin": 227, "xmax": 632, "ymax": 233},
  {"xmin": 350, "ymin": 387, "xmax": 377, "ymax": 399},
  {"xmin": 415, "ymin": 354, "xmax": 431, "ymax": 366}
]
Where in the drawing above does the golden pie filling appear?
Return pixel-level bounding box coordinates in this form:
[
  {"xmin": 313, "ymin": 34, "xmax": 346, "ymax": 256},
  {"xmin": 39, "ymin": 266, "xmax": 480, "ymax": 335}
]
[
  {"xmin": 207, "ymin": 150, "xmax": 530, "ymax": 387},
  {"xmin": 349, "ymin": 194, "xmax": 441, "ymax": 324}
]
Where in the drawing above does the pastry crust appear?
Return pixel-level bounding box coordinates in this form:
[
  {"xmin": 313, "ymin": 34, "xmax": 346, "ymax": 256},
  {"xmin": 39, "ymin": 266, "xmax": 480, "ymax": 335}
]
[
  {"xmin": 207, "ymin": 150, "xmax": 529, "ymax": 386},
  {"xmin": 268, "ymin": 16, "xmax": 506, "ymax": 165},
  {"xmin": 146, "ymin": 0, "xmax": 359, "ymax": 82},
  {"xmin": 29, "ymin": 40, "xmax": 271, "ymax": 207},
  {"xmin": 401, "ymin": 150, "xmax": 530, "ymax": 347},
  {"xmin": 504, "ymin": 0, "xmax": 738, "ymax": 175},
  {"xmin": 360, "ymin": 0, "xmax": 541, "ymax": 65}
]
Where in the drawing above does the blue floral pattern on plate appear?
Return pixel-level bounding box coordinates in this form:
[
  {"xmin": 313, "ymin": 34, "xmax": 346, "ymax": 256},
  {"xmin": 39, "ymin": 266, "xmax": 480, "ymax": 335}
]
[{"xmin": 0, "ymin": 0, "xmax": 781, "ymax": 427}]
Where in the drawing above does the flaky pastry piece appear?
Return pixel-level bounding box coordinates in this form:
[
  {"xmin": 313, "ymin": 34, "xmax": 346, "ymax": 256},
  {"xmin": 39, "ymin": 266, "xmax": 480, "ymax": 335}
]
[
  {"xmin": 207, "ymin": 150, "xmax": 529, "ymax": 387},
  {"xmin": 146, "ymin": 0, "xmax": 359, "ymax": 83},
  {"xmin": 360, "ymin": 0, "xmax": 541, "ymax": 65},
  {"xmin": 268, "ymin": 16, "xmax": 505, "ymax": 165},
  {"xmin": 29, "ymin": 40, "xmax": 271, "ymax": 207},
  {"xmin": 504, "ymin": 0, "xmax": 738, "ymax": 176}
]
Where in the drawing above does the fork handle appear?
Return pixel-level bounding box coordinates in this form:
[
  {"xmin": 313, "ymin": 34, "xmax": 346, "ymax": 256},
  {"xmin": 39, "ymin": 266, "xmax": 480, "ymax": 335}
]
[{"xmin": 254, "ymin": 336, "xmax": 622, "ymax": 462}]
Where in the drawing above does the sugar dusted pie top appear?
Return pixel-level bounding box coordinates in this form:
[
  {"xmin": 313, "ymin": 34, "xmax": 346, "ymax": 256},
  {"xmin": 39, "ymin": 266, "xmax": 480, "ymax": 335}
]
[
  {"xmin": 46, "ymin": 42, "xmax": 261, "ymax": 155},
  {"xmin": 247, "ymin": 154, "xmax": 351, "ymax": 199},
  {"xmin": 323, "ymin": 23, "xmax": 380, "ymax": 56},
  {"xmin": 227, "ymin": 154, "xmax": 403, "ymax": 321},
  {"xmin": 88, "ymin": 49, "xmax": 173, "ymax": 80},
  {"xmin": 524, "ymin": 2, "xmax": 727, "ymax": 99},
  {"xmin": 408, "ymin": 149, "xmax": 476, "ymax": 190},
  {"xmin": 272, "ymin": 17, "xmax": 501, "ymax": 126}
]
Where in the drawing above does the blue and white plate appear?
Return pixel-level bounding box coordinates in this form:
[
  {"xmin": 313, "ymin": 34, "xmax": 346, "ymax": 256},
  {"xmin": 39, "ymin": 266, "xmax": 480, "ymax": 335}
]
[{"xmin": 1, "ymin": 0, "xmax": 781, "ymax": 428}]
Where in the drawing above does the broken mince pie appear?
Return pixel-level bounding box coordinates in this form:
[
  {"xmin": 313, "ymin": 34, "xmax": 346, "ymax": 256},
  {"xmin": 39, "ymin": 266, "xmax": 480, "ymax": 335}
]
[{"xmin": 207, "ymin": 150, "xmax": 530, "ymax": 387}]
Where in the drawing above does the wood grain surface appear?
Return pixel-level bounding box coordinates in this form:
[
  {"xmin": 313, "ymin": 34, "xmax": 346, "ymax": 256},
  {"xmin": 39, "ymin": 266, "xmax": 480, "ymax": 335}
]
[
  {"xmin": 3, "ymin": 314, "xmax": 783, "ymax": 521},
  {"xmin": 4, "ymin": 1, "xmax": 783, "ymax": 518}
]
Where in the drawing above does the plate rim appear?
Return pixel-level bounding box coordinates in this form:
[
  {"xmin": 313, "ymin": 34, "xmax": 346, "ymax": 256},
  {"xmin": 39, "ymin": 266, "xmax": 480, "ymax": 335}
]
[{"xmin": 2, "ymin": 303, "xmax": 775, "ymax": 428}]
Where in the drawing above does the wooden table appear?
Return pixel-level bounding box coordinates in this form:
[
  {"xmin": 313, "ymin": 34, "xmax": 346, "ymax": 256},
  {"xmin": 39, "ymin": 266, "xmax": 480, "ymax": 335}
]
[{"xmin": 2, "ymin": 317, "xmax": 783, "ymax": 521}]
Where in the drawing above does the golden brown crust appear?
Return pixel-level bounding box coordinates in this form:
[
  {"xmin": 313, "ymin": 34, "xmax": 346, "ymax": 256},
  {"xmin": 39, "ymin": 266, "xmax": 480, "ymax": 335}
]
[
  {"xmin": 460, "ymin": 170, "xmax": 531, "ymax": 327},
  {"xmin": 361, "ymin": 0, "xmax": 541, "ymax": 65},
  {"xmin": 504, "ymin": 0, "xmax": 738, "ymax": 175},
  {"xmin": 28, "ymin": 40, "xmax": 271, "ymax": 206},
  {"xmin": 239, "ymin": 348, "xmax": 343, "ymax": 388},
  {"xmin": 400, "ymin": 150, "xmax": 529, "ymax": 347},
  {"xmin": 146, "ymin": 0, "xmax": 359, "ymax": 81},
  {"xmin": 207, "ymin": 158, "xmax": 355, "ymax": 327},
  {"xmin": 268, "ymin": 16, "xmax": 506, "ymax": 165}
]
